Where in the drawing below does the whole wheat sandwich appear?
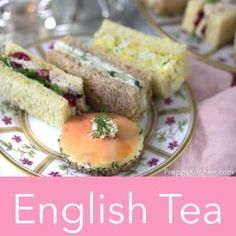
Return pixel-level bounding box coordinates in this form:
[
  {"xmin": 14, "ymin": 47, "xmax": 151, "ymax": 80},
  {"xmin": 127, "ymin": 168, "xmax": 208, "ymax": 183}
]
[
  {"xmin": 182, "ymin": 0, "xmax": 236, "ymax": 48},
  {"xmin": 0, "ymin": 42, "xmax": 88, "ymax": 128},
  {"xmin": 46, "ymin": 36, "xmax": 152, "ymax": 121},
  {"xmin": 94, "ymin": 20, "xmax": 189, "ymax": 98},
  {"xmin": 143, "ymin": 0, "xmax": 189, "ymax": 16}
]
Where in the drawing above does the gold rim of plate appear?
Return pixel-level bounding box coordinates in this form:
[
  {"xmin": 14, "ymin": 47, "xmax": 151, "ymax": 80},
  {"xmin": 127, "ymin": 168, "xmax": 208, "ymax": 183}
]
[
  {"xmin": 0, "ymin": 33, "xmax": 197, "ymax": 177},
  {"xmin": 136, "ymin": 0, "xmax": 236, "ymax": 74}
]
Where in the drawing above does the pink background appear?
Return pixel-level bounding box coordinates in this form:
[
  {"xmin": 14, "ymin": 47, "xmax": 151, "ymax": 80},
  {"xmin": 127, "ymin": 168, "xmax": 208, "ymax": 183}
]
[{"xmin": 0, "ymin": 177, "xmax": 235, "ymax": 235}]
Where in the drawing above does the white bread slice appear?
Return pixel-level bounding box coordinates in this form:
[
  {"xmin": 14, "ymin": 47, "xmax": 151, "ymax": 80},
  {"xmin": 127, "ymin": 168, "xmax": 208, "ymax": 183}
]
[
  {"xmin": 5, "ymin": 42, "xmax": 88, "ymax": 112},
  {"xmin": 182, "ymin": 0, "xmax": 204, "ymax": 34},
  {"xmin": 205, "ymin": 6, "xmax": 236, "ymax": 48},
  {"xmin": 94, "ymin": 20, "xmax": 189, "ymax": 98},
  {"xmin": 0, "ymin": 62, "xmax": 70, "ymax": 127}
]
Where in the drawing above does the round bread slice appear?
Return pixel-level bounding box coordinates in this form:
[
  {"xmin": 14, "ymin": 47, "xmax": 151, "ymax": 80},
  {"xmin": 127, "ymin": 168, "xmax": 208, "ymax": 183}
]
[{"xmin": 60, "ymin": 113, "xmax": 144, "ymax": 176}]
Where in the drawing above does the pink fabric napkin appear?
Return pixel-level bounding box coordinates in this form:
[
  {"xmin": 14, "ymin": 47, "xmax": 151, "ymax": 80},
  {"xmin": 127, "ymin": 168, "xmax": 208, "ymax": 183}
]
[{"xmin": 161, "ymin": 57, "xmax": 235, "ymax": 176}]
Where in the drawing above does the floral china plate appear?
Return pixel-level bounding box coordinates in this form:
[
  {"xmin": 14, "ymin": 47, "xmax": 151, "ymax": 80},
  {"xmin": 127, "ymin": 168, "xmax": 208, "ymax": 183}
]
[{"xmin": 0, "ymin": 35, "xmax": 196, "ymax": 177}]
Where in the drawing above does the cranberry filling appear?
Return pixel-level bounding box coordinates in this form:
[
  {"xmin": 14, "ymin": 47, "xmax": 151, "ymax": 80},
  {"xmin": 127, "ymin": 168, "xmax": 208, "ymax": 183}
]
[
  {"xmin": 11, "ymin": 52, "xmax": 31, "ymax": 61},
  {"xmin": 194, "ymin": 10, "xmax": 204, "ymax": 27},
  {"xmin": 37, "ymin": 69, "xmax": 50, "ymax": 80},
  {"xmin": 64, "ymin": 93, "xmax": 76, "ymax": 107}
]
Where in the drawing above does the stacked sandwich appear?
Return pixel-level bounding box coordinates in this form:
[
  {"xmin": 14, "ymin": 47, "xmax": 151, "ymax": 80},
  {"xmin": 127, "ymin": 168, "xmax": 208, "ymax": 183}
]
[
  {"xmin": 0, "ymin": 20, "xmax": 189, "ymax": 175},
  {"xmin": 0, "ymin": 42, "xmax": 88, "ymax": 128},
  {"xmin": 93, "ymin": 20, "xmax": 189, "ymax": 98},
  {"xmin": 182, "ymin": 0, "xmax": 236, "ymax": 48},
  {"xmin": 46, "ymin": 36, "xmax": 153, "ymax": 121}
]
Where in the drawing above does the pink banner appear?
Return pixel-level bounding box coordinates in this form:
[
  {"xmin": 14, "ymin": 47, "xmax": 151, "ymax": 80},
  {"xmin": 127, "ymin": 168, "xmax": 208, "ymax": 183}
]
[{"xmin": 0, "ymin": 177, "xmax": 235, "ymax": 235}]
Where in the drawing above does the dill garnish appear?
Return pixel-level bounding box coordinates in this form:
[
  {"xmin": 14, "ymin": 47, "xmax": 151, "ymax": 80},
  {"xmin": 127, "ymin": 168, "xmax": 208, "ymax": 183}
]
[{"xmin": 91, "ymin": 114, "xmax": 118, "ymax": 139}]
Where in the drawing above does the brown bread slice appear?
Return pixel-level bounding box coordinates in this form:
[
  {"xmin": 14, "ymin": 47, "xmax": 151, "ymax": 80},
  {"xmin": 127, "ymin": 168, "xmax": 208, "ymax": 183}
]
[{"xmin": 46, "ymin": 37, "xmax": 152, "ymax": 120}]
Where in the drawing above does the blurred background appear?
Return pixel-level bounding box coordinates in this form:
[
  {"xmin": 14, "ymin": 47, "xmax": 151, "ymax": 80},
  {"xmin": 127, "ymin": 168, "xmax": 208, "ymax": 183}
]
[{"xmin": 0, "ymin": 0, "xmax": 156, "ymax": 46}]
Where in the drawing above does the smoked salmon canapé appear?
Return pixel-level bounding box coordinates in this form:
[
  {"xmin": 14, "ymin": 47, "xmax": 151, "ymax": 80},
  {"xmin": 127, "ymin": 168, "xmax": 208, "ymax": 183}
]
[{"xmin": 60, "ymin": 113, "xmax": 144, "ymax": 176}]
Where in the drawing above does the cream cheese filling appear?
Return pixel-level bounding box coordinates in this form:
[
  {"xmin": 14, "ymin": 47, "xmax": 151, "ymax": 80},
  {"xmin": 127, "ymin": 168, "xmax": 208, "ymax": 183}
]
[{"xmin": 54, "ymin": 40, "xmax": 143, "ymax": 90}]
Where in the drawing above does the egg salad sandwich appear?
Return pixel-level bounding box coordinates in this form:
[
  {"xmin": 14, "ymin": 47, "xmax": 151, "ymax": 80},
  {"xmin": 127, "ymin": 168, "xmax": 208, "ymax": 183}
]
[
  {"xmin": 182, "ymin": 0, "xmax": 236, "ymax": 48},
  {"xmin": 46, "ymin": 36, "xmax": 152, "ymax": 121},
  {"xmin": 143, "ymin": 0, "xmax": 189, "ymax": 16},
  {"xmin": 94, "ymin": 20, "xmax": 189, "ymax": 98},
  {"xmin": 60, "ymin": 113, "xmax": 144, "ymax": 176},
  {"xmin": 0, "ymin": 42, "xmax": 88, "ymax": 128}
]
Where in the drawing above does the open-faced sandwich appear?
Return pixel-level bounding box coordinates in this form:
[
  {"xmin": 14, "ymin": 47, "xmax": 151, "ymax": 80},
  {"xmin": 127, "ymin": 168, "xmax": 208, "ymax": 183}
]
[
  {"xmin": 46, "ymin": 36, "xmax": 152, "ymax": 121},
  {"xmin": 60, "ymin": 113, "xmax": 144, "ymax": 176},
  {"xmin": 0, "ymin": 42, "xmax": 88, "ymax": 128},
  {"xmin": 143, "ymin": 0, "xmax": 189, "ymax": 16},
  {"xmin": 94, "ymin": 20, "xmax": 189, "ymax": 98},
  {"xmin": 182, "ymin": 0, "xmax": 236, "ymax": 48}
]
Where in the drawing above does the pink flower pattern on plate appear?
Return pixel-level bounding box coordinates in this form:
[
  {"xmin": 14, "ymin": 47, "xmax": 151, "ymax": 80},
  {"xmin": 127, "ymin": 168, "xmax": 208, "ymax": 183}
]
[
  {"xmin": 147, "ymin": 158, "xmax": 159, "ymax": 167},
  {"xmin": 48, "ymin": 171, "xmax": 62, "ymax": 177},
  {"xmin": 2, "ymin": 116, "xmax": 12, "ymax": 125},
  {"xmin": 168, "ymin": 141, "xmax": 178, "ymax": 150},
  {"xmin": 164, "ymin": 98, "xmax": 173, "ymax": 105},
  {"xmin": 20, "ymin": 158, "xmax": 33, "ymax": 166},
  {"xmin": 12, "ymin": 135, "xmax": 22, "ymax": 143},
  {"xmin": 165, "ymin": 116, "xmax": 176, "ymax": 126}
]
